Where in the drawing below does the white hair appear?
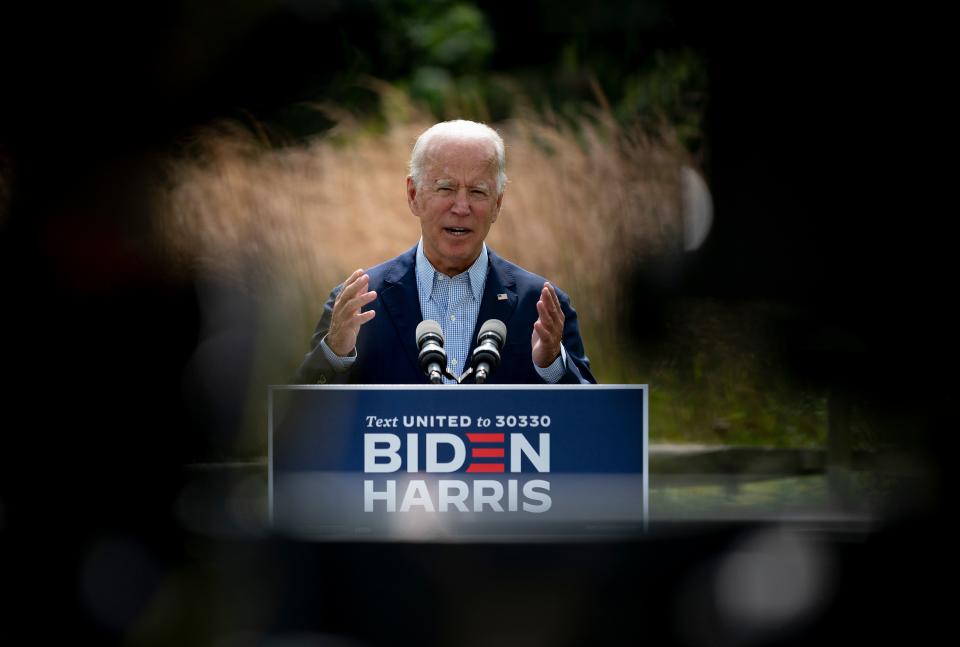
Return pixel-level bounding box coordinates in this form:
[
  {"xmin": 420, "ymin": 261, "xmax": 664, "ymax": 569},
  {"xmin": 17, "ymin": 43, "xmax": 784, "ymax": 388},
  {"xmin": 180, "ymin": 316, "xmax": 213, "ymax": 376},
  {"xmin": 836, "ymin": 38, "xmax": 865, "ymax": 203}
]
[{"xmin": 408, "ymin": 119, "xmax": 507, "ymax": 195}]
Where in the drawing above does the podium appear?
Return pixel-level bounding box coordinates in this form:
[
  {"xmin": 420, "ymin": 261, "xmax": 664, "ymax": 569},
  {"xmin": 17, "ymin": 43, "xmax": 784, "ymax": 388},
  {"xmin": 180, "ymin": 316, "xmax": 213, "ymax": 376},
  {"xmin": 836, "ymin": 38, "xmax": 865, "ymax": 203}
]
[{"xmin": 269, "ymin": 384, "xmax": 648, "ymax": 540}]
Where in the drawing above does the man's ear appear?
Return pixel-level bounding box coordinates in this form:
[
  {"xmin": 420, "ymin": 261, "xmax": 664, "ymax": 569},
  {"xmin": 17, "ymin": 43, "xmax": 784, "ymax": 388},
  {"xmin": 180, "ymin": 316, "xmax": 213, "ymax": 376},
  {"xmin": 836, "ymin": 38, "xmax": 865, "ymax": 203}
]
[
  {"xmin": 406, "ymin": 176, "xmax": 419, "ymax": 216},
  {"xmin": 492, "ymin": 190, "xmax": 504, "ymax": 223}
]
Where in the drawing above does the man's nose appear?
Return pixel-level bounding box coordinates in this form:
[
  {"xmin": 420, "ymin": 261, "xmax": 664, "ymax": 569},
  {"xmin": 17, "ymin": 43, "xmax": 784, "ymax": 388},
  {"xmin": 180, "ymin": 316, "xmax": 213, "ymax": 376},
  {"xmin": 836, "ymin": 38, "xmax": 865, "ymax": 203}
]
[{"xmin": 451, "ymin": 188, "xmax": 470, "ymax": 215}]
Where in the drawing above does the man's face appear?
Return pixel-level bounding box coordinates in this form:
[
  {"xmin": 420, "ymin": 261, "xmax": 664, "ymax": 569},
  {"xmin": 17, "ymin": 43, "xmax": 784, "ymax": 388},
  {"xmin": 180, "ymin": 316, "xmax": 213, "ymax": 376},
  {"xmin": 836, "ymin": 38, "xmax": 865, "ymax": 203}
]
[{"xmin": 407, "ymin": 136, "xmax": 502, "ymax": 276}]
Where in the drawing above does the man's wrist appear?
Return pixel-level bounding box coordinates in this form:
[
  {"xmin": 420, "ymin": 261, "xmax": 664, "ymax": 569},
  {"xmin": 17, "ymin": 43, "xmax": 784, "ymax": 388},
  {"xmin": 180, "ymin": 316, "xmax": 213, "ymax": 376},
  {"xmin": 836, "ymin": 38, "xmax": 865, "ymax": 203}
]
[
  {"xmin": 320, "ymin": 334, "xmax": 357, "ymax": 372},
  {"xmin": 325, "ymin": 333, "xmax": 353, "ymax": 358},
  {"xmin": 534, "ymin": 344, "xmax": 567, "ymax": 383}
]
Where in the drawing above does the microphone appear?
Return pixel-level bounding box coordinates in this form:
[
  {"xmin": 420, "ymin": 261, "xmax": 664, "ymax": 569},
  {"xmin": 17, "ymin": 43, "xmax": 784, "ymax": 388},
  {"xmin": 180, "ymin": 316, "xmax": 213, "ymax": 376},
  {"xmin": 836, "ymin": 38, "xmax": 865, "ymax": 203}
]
[
  {"xmin": 470, "ymin": 319, "xmax": 507, "ymax": 384},
  {"xmin": 416, "ymin": 320, "xmax": 447, "ymax": 384}
]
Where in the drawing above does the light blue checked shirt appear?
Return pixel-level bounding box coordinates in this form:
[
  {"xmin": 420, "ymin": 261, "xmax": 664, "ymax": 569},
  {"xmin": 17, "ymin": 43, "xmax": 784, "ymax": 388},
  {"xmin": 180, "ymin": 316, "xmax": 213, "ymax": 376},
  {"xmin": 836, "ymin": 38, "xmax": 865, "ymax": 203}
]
[{"xmin": 321, "ymin": 240, "xmax": 567, "ymax": 383}]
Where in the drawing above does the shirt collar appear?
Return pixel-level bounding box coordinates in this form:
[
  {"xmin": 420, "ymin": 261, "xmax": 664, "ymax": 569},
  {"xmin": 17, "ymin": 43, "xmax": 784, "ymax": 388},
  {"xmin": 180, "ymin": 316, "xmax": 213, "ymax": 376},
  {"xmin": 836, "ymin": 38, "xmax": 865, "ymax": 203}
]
[{"xmin": 416, "ymin": 239, "xmax": 488, "ymax": 304}]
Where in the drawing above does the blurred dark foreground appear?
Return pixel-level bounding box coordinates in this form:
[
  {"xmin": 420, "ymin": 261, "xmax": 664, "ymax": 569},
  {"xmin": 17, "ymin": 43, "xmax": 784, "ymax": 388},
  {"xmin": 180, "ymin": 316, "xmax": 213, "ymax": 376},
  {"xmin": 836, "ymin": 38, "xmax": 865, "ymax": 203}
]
[
  {"xmin": 4, "ymin": 516, "xmax": 951, "ymax": 645},
  {"xmin": 0, "ymin": 1, "xmax": 951, "ymax": 644}
]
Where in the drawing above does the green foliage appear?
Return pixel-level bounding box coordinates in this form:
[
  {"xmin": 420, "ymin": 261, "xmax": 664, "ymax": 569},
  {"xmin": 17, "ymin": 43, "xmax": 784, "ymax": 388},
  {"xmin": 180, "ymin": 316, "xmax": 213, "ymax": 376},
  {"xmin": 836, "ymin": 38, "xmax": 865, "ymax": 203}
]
[
  {"xmin": 375, "ymin": 0, "xmax": 495, "ymax": 118},
  {"xmin": 651, "ymin": 476, "xmax": 832, "ymax": 518},
  {"xmin": 616, "ymin": 48, "xmax": 708, "ymax": 153},
  {"xmin": 275, "ymin": 2, "xmax": 710, "ymax": 158},
  {"xmin": 403, "ymin": 2, "xmax": 493, "ymax": 69},
  {"xmin": 594, "ymin": 299, "xmax": 829, "ymax": 449}
]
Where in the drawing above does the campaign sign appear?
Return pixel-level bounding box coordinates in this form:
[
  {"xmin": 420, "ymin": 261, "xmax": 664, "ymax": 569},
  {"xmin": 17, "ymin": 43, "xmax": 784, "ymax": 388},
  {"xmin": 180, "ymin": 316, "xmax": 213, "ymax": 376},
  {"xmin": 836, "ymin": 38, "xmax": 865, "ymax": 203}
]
[{"xmin": 269, "ymin": 385, "xmax": 647, "ymax": 540}]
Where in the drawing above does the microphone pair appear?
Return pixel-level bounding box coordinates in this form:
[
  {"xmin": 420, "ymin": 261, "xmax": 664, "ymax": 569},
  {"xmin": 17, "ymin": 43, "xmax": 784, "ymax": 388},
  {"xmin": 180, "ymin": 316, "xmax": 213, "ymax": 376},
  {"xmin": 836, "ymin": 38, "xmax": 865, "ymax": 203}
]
[{"xmin": 415, "ymin": 319, "xmax": 507, "ymax": 384}]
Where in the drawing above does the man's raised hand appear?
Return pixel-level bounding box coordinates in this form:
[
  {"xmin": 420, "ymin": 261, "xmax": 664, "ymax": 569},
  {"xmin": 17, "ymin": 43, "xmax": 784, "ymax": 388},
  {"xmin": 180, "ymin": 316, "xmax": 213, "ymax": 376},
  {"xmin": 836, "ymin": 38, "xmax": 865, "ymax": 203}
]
[
  {"xmin": 531, "ymin": 282, "xmax": 564, "ymax": 368},
  {"xmin": 327, "ymin": 269, "xmax": 377, "ymax": 357}
]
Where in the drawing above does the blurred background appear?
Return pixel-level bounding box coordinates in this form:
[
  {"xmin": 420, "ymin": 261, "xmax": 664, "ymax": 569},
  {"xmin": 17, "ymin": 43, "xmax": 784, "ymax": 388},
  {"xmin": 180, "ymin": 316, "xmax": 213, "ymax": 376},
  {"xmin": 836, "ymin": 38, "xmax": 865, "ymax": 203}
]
[{"xmin": 0, "ymin": 0, "xmax": 951, "ymax": 644}]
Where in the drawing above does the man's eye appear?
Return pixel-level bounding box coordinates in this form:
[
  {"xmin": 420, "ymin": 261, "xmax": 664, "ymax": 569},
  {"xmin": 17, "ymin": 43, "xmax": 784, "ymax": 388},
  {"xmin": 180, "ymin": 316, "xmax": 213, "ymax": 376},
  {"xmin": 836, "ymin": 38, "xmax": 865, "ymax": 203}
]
[
  {"xmin": 471, "ymin": 189, "xmax": 487, "ymax": 196},
  {"xmin": 437, "ymin": 187, "xmax": 453, "ymax": 193}
]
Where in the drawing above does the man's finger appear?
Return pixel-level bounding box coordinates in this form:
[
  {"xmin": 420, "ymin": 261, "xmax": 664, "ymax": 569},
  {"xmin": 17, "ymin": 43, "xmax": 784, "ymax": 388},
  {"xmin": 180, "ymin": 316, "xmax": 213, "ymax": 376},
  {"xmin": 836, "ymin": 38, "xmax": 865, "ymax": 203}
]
[
  {"xmin": 354, "ymin": 309, "xmax": 376, "ymax": 325},
  {"xmin": 337, "ymin": 268, "xmax": 365, "ymax": 296},
  {"xmin": 545, "ymin": 282, "xmax": 564, "ymax": 317},
  {"xmin": 334, "ymin": 291, "xmax": 375, "ymax": 330},
  {"xmin": 549, "ymin": 283, "xmax": 563, "ymax": 313},
  {"xmin": 540, "ymin": 285, "xmax": 560, "ymax": 319},
  {"xmin": 536, "ymin": 298, "xmax": 556, "ymax": 330},
  {"xmin": 343, "ymin": 271, "xmax": 369, "ymax": 297},
  {"xmin": 537, "ymin": 292, "xmax": 560, "ymax": 330},
  {"xmin": 534, "ymin": 319, "xmax": 550, "ymax": 339},
  {"xmin": 533, "ymin": 320, "xmax": 559, "ymax": 352},
  {"xmin": 535, "ymin": 306, "xmax": 561, "ymax": 344},
  {"xmin": 342, "ymin": 289, "xmax": 377, "ymax": 317},
  {"xmin": 335, "ymin": 272, "xmax": 369, "ymax": 307}
]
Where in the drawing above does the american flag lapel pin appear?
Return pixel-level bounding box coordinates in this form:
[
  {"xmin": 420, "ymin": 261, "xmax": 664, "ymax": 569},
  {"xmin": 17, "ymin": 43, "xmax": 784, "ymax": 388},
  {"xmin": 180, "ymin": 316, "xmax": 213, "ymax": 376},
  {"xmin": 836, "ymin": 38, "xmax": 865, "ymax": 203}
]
[{"xmin": 497, "ymin": 293, "xmax": 508, "ymax": 301}]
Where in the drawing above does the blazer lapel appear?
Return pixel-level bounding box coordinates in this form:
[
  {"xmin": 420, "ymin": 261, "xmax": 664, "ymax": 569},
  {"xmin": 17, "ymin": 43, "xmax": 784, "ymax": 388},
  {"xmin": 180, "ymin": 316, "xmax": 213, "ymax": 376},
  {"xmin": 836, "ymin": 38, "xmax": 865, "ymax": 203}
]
[
  {"xmin": 470, "ymin": 249, "xmax": 518, "ymax": 354},
  {"xmin": 380, "ymin": 246, "xmax": 422, "ymax": 376}
]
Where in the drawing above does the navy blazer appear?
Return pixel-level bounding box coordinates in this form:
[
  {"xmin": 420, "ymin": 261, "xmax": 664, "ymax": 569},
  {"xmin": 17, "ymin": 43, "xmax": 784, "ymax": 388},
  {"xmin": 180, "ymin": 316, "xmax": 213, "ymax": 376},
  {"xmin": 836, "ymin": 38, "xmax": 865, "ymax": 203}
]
[{"xmin": 294, "ymin": 245, "xmax": 596, "ymax": 385}]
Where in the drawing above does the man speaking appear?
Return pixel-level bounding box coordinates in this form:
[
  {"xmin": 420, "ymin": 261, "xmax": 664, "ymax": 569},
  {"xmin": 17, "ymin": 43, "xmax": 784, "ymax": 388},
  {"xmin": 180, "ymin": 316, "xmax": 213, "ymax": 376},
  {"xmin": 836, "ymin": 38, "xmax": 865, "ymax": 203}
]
[{"xmin": 294, "ymin": 120, "xmax": 595, "ymax": 385}]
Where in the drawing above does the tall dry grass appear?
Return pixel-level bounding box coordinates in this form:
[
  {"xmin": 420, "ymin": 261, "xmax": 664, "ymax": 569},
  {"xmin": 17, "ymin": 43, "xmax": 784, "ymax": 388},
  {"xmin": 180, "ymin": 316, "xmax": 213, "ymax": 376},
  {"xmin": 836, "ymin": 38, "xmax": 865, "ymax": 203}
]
[
  {"xmin": 157, "ymin": 103, "xmax": 689, "ymax": 387},
  {"xmin": 155, "ymin": 95, "xmax": 835, "ymax": 457}
]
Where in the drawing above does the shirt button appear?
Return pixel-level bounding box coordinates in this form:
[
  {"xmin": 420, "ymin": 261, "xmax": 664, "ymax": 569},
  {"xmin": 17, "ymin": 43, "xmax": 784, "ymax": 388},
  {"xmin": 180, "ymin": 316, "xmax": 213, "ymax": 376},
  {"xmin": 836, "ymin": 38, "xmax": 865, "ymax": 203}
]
[
  {"xmin": 450, "ymin": 358, "xmax": 458, "ymax": 367},
  {"xmin": 450, "ymin": 314, "xmax": 456, "ymax": 321}
]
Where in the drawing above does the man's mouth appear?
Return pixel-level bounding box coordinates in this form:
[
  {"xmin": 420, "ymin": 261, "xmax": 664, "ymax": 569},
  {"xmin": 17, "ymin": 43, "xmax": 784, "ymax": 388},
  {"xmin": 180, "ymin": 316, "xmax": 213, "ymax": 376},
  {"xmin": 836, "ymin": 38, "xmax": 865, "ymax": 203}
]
[{"xmin": 444, "ymin": 227, "xmax": 471, "ymax": 237}]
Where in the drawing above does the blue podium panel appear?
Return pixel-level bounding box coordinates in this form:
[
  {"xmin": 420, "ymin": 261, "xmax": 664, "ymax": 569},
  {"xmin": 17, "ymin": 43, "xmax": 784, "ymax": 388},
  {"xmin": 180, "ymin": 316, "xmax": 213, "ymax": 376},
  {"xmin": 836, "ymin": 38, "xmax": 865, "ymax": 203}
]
[{"xmin": 269, "ymin": 385, "xmax": 648, "ymax": 541}]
